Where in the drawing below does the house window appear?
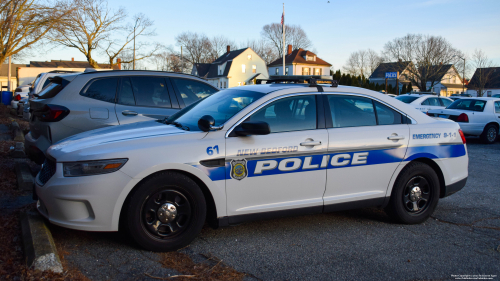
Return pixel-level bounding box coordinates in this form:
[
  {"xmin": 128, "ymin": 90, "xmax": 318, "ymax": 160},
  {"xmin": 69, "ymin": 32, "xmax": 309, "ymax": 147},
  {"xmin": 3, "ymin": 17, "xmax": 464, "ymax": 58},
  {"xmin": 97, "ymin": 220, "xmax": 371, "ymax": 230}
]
[
  {"xmin": 302, "ymin": 67, "xmax": 310, "ymax": 75},
  {"xmin": 243, "ymin": 82, "xmax": 246, "ymax": 85},
  {"xmin": 314, "ymin": 68, "xmax": 321, "ymax": 75},
  {"xmin": 248, "ymin": 54, "xmax": 252, "ymax": 60},
  {"xmin": 238, "ymin": 82, "xmax": 241, "ymax": 86},
  {"xmin": 242, "ymin": 64, "xmax": 246, "ymax": 73},
  {"xmin": 487, "ymin": 91, "xmax": 492, "ymax": 97},
  {"xmin": 224, "ymin": 82, "xmax": 226, "ymax": 88},
  {"xmin": 306, "ymin": 56, "xmax": 313, "ymax": 61},
  {"xmin": 252, "ymin": 65, "xmax": 256, "ymax": 73},
  {"xmin": 285, "ymin": 67, "xmax": 289, "ymax": 75},
  {"xmin": 275, "ymin": 68, "xmax": 279, "ymax": 75}
]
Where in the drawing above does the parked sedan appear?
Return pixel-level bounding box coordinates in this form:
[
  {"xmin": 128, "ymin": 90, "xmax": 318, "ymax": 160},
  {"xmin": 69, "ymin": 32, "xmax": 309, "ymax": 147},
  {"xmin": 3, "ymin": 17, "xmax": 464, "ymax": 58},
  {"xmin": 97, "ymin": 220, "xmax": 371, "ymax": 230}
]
[
  {"xmin": 26, "ymin": 71, "xmax": 219, "ymax": 164},
  {"xmin": 395, "ymin": 94, "xmax": 453, "ymax": 113},
  {"xmin": 427, "ymin": 97, "xmax": 500, "ymax": 144}
]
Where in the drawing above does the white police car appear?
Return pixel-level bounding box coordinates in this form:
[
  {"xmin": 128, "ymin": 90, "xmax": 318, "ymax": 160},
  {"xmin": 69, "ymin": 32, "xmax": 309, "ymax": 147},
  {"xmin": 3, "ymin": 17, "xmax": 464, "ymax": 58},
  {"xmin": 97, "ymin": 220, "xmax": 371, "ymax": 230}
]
[
  {"xmin": 395, "ymin": 94, "xmax": 454, "ymax": 113},
  {"xmin": 35, "ymin": 78, "xmax": 468, "ymax": 251}
]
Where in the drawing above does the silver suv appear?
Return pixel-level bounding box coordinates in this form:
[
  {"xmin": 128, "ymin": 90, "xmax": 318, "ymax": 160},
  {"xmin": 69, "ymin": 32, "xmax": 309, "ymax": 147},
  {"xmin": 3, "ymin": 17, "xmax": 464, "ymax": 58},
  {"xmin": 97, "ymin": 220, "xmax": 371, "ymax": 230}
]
[{"xmin": 25, "ymin": 71, "xmax": 218, "ymax": 163}]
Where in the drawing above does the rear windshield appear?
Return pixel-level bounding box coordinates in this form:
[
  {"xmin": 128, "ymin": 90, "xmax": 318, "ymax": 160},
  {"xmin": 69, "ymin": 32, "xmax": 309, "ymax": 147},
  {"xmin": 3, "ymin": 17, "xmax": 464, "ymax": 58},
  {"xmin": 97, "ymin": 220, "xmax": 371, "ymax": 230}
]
[
  {"xmin": 395, "ymin": 96, "xmax": 419, "ymax": 104},
  {"xmin": 447, "ymin": 99, "xmax": 486, "ymax": 112},
  {"xmin": 36, "ymin": 77, "xmax": 72, "ymax": 99}
]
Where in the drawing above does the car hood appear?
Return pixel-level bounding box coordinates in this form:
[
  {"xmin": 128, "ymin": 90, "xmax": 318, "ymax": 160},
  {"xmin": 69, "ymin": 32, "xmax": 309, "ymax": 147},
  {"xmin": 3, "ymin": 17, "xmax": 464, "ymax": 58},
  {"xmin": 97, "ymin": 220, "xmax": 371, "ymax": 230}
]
[{"xmin": 47, "ymin": 120, "xmax": 205, "ymax": 160}]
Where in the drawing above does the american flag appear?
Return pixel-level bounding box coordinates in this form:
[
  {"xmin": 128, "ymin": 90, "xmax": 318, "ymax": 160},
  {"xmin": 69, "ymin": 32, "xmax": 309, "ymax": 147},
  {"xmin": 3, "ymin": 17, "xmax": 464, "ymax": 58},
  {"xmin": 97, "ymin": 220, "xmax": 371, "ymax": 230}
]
[{"xmin": 281, "ymin": 12, "xmax": 284, "ymax": 25}]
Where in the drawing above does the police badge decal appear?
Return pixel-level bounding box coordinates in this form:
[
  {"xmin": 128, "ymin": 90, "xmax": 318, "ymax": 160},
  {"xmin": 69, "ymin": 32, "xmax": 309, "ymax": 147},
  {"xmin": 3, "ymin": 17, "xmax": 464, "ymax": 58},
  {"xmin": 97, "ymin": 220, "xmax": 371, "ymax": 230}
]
[{"xmin": 230, "ymin": 159, "xmax": 247, "ymax": 180}]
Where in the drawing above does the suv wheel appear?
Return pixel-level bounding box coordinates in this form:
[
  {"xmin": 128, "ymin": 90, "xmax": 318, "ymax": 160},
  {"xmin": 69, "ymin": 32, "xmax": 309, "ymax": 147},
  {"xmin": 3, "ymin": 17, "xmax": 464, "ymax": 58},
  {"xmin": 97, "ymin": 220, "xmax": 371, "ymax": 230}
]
[{"xmin": 125, "ymin": 171, "xmax": 206, "ymax": 252}]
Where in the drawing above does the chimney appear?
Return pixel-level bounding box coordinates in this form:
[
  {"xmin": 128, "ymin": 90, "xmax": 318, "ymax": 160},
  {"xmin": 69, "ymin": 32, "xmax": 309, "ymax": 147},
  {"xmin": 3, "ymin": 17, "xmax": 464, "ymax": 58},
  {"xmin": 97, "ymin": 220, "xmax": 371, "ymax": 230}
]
[
  {"xmin": 227, "ymin": 45, "xmax": 230, "ymax": 53},
  {"xmin": 287, "ymin": 44, "xmax": 292, "ymax": 55},
  {"xmin": 71, "ymin": 57, "xmax": 74, "ymax": 61},
  {"xmin": 117, "ymin": 58, "xmax": 122, "ymax": 70},
  {"xmin": 439, "ymin": 62, "xmax": 443, "ymax": 65}
]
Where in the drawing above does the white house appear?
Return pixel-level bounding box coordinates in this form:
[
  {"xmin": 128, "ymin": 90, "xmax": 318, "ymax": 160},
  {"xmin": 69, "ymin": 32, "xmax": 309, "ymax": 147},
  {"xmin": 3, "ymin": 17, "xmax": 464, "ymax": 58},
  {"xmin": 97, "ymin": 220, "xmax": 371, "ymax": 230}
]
[
  {"xmin": 466, "ymin": 67, "xmax": 500, "ymax": 97},
  {"xmin": 424, "ymin": 64, "xmax": 464, "ymax": 96},
  {"xmin": 267, "ymin": 45, "xmax": 331, "ymax": 76},
  {"xmin": 191, "ymin": 46, "xmax": 269, "ymax": 88}
]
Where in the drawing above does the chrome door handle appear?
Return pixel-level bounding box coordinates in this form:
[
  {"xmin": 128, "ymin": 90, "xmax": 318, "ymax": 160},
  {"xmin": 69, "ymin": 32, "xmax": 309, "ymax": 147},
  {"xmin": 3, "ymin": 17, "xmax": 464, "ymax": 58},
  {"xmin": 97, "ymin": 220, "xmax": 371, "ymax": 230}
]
[
  {"xmin": 122, "ymin": 110, "xmax": 138, "ymax": 116},
  {"xmin": 300, "ymin": 141, "xmax": 322, "ymax": 146},
  {"xmin": 387, "ymin": 135, "xmax": 405, "ymax": 140}
]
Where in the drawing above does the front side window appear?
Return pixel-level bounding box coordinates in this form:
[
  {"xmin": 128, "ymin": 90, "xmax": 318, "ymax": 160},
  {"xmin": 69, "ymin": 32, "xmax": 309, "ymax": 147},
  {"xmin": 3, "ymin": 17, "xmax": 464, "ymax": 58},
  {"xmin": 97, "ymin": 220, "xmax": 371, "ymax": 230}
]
[
  {"xmin": 427, "ymin": 98, "xmax": 440, "ymax": 106},
  {"xmin": 118, "ymin": 78, "xmax": 136, "ymax": 106},
  {"xmin": 247, "ymin": 95, "xmax": 317, "ymax": 133},
  {"xmin": 80, "ymin": 77, "xmax": 118, "ymax": 103},
  {"xmin": 328, "ymin": 95, "xmax": 376, "ymax": 128},
  {"xmin": 166, "ymin": 89, "xmax": 265, "ymax": 131},
  {"xmin": 171, "ymin": 78, "xmax": 218, "ymax": 106},
  {"xmin": 447, "ymin": 99, "xmax": 487, "ymax": 112}
]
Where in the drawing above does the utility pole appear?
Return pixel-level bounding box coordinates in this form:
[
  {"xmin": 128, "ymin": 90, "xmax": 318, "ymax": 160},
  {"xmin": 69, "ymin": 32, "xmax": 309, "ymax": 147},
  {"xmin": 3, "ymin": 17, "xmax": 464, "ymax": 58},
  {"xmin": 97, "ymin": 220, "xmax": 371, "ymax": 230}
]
[
  {"xmin": 7, "ymin": 56, "xmax": 11, "ymax": 92},
  {"xmin": 282, "ymin": 3, "xmax": 285, "ymax": 76},
  {"xmin": 396, "ymin": 72, "xmax": 399, "ymax": 96},
  {"xmin": 181, "ymin": 46, "xmax": 183, "ymax": 73},
  {"xmin": 133, "ymin": 17, "xmax": 140, "ymax": 70},
  {"xmin": 453, "ymin": 55, "xmax": 466, "ymax": 94}
]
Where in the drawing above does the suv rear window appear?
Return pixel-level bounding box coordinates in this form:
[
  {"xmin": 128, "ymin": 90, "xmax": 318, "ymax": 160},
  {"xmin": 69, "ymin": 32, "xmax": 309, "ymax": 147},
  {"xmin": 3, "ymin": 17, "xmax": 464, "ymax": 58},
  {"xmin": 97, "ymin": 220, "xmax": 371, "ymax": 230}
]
[{"xmin": 36, "ymin": 76, "xmax": 72, "ymax": 99}]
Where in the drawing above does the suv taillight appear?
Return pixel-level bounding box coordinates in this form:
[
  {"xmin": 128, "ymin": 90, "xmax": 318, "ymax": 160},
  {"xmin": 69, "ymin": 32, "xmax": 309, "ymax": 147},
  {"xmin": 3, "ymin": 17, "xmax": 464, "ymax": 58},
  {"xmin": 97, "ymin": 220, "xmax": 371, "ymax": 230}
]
[
  {"xmin": 459, "ymin": 129, "xmax": 466, "ymax": 144},
  {"xmin": 14, "ymin": 94, "xmax": 21, "ymax": 101},
  {"xmin": 34, "ymin": 104, "xmax": 70, "ymax": 122},
  {"xmin": 456, "ymin": 113, "xmax": 469, "ymax": 122}
]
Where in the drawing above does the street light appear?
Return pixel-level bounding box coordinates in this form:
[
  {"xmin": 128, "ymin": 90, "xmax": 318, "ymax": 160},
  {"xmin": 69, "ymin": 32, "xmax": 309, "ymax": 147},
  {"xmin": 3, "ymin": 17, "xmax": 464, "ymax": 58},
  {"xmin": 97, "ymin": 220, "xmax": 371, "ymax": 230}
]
[
  {"xmin": 453, "ymin": 55, "xmax": 466, "ymax": 94},
  {"xmin": 133, "ymin": 17, "xmax": 140, "ymax": 70}
]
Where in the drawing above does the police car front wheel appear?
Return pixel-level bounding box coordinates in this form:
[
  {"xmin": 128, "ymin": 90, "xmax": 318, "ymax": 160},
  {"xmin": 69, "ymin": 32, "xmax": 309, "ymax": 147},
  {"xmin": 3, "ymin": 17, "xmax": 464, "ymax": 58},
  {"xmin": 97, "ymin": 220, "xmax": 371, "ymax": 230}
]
[
  {"xmin": 385, "ymin": 162, "xmax": 440, "ymax": 224},
  {"xmin": 125, "ymin": 171, "xmax": 207, "ymax": 252}
]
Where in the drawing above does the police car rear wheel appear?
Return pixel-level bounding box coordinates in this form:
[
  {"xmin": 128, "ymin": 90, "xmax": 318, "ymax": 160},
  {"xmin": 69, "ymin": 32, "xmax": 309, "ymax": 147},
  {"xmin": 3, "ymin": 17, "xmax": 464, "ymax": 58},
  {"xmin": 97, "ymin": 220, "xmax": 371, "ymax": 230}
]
[
  {"xmin": 385, "ymin": 162, "xmax": 439, "ymax": 224},
  {"xmin": 480, "ymin": 124, "xmax": 497, "ymax": 144},
  {"xmin": 125, "ymin": 171, "xmax": 206, "ymax": 252}
]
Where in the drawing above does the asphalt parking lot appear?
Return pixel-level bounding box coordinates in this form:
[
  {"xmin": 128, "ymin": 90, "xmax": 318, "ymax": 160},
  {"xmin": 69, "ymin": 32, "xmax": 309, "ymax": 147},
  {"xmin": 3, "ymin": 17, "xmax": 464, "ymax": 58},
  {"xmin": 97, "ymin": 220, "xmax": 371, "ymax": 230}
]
[{"xmin": 46, "ymin": 138, "xmax": 500, "ymax": 281}]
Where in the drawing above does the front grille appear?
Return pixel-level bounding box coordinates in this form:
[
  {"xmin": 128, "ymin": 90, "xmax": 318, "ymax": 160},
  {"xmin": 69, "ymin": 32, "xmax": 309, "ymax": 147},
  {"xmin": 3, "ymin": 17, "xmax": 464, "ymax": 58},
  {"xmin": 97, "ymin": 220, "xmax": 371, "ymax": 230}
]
[{"xmin": 38, "ymin": 158, "xmax": 56, "ymax": 185}]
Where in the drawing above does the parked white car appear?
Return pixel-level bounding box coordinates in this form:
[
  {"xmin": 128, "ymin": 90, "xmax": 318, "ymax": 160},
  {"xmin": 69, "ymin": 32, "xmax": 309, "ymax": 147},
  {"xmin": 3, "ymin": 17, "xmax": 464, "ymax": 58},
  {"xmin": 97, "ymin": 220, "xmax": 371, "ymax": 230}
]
[
  {"xmin": 395, "ymin": 94, "xmax": 453, "ymax": 113},
  {"xmin": 29, "ymin": 70, "xmax": 80, "ymax": 98},
  {"xmin": 10, "ymin": 84, "xmax": 31, "ymax": 111},
  {"xmin": 428, "ymin": 97, "xmax": 500, "ymax": 144}
]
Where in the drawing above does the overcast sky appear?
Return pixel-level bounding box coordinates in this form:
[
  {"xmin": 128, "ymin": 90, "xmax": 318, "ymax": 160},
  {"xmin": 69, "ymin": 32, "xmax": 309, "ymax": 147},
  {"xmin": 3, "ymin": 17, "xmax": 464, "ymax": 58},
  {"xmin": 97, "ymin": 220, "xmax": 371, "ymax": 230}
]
[{"xmin": 27, "ymin": 0, "xmax": 500, "ymax": 71}]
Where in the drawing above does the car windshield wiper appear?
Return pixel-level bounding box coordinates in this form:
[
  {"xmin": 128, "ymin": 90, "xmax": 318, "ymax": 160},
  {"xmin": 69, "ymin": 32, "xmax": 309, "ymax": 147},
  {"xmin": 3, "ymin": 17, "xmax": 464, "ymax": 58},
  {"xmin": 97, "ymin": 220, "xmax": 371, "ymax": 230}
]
[{"xmin": 167, "ymin": 121, "xmax": 190, "ymax": 131}]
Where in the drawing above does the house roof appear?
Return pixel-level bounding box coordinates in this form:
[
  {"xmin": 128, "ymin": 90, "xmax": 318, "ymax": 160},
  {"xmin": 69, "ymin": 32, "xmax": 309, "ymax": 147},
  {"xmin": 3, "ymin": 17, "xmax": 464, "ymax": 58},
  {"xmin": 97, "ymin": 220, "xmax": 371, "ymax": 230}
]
[
  {"xmin": 193, "ymin": 63, "xmax": 211, "ymax": 78},
  {"xmin": 29, "ymin": 60, "xmax": 115, "ymax": 69},
  {"xmin": 193, "ymin": 48, "xmax": 249, "ymax": 79},
  {"xmin": 423, "ymin": 64, "xmax": 453, "ymax": 81},
  {"xmin": 212, "ymin": 48, "xmax": 248, "ymax": 64},
  {"xmin": 369, "ymin": 61, "xmax": 412, "ymax": 79},
  {"xmin": 0, "ymin": 64, "xmax": 28, "ymax": 76},
  {"xmin": 468, "ymin": 67, "xmax": 500, "ymax": 89},
  {"xmin": 267, "ymin": 48, "xmax": 331, "ymax": 67}
]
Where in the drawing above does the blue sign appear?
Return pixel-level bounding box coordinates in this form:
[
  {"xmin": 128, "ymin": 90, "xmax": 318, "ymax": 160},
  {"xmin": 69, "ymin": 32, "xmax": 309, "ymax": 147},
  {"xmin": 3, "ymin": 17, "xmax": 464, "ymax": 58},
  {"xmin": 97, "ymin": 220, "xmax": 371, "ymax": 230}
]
[{"xmin": 385, "ymin": 72, "xmax": 398, "ymax": 78}]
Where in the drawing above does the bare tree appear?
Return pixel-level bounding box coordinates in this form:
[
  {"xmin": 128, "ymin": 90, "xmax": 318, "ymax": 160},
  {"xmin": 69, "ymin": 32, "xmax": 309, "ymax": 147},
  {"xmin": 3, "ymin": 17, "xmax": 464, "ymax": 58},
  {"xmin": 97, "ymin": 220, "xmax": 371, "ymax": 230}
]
[
  {"xmin": 469, "ymin": 49, "xmax": 495, "ymax": 97},
  {"xmin": 0, "ymin": 0, "xmax": 71, "ymax": 64},
  {"xmin": 207, "ymin": 35, "xmax": 236, "ymax": 62},
  {"xmin": 261, "ymin": 23, "xmax": 312, "ymax": 58},
  {"xmin": 103, "ymin": 13, "xmax": 160, "ymax": 69},
  {"xmin": 149, "ymin": 48, "xmax": 183, "ymax": 72},
  {"xmin": 241, "ymin": 39, "xmax": 278, "ymax": 65},
  {"xmin": 175, "ymin": 32, "xmax": 212, "ymax": 64},
  {"xmin": 383, "ymin": 34, "xmax": 463, "ymax": 92},
  {"xmin": 343, "ymin": 49, "xmax": 381, "ymax": 78}
]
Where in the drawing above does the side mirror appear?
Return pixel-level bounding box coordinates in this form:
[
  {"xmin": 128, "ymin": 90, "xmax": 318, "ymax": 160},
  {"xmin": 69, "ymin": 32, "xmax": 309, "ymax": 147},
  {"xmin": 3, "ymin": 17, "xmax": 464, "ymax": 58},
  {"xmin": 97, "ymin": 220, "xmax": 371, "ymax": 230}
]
[
  {"xmin": 232, "ymin": 121, "xmax": 270, "ymax": 136},
  {"xmin": 198, "ymin": 115, "xmax": 223, "ymax": 132}
]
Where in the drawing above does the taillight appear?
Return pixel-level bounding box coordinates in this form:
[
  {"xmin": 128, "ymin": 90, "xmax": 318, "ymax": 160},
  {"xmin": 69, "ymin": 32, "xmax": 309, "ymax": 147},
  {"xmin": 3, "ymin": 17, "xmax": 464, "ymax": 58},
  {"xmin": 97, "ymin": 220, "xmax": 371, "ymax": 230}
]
[
  {"xmin": 456, "ymin": 113, "xmax": 469, "ymax": 122},
  {"xmin": 34, "ymin": 104, "xmax": 70, "ymax": 122},
  {"xmin": 14, "ymin": 94, "xmax": 21, "ymax": 101},
  {"xmin": 459, "ymin": 129, "xmax": 466, "ymax": 144}
]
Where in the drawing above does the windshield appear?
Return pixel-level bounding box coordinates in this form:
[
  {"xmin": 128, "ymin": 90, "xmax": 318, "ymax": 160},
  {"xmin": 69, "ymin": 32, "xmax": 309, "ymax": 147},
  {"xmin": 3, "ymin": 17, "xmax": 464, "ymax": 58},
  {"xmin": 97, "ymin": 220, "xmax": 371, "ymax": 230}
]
[
  {"xmin": 395, "ymin": 96, "xmax": 419, "ymax": 104},
  {"xmin": 447, "ymin": 99, "xmax": 486, "ymax": 112},
  {"xmin": 166, "ymin": 89, "xmax": 266, "ymax": 131}
]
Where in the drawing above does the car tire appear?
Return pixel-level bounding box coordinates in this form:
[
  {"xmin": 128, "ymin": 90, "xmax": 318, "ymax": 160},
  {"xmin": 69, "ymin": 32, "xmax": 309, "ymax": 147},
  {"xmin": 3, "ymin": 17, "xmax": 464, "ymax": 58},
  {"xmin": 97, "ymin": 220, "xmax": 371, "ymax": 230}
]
[
  {"xmin": 125, "ymin": 171, "xmax": 206, "ymax": 252},
  {"xmin": 385, "ymin": 162, "xmax": 440, "ymax": 224},
  {"xmin": 480, "ymin": 124, "xmax": 498, "ymax": 144}
]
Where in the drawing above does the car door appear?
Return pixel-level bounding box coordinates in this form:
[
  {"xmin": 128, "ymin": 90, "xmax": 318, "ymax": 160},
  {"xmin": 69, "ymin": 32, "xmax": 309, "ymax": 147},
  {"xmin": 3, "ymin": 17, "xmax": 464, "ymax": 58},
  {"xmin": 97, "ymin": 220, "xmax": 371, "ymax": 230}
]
[
  {"xmin": 323, "ymin": 94, "xmax": 410, "ymax": 210},
  {"xmin": 115, "ymin": 76, "xmax": 180, "ymax": 124},
  {"xmin": 225, "ymin": 94, "xmax": 328, "ymax": 220},
  {"xmin": 169, "ymin": 77, "xmax": 219, "ymax": 108}
]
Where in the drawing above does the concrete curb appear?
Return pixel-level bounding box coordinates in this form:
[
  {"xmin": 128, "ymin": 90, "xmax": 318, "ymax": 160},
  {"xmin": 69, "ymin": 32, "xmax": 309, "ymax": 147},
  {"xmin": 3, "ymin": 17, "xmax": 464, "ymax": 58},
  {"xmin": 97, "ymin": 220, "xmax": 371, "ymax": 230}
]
[
  {"xmin": 16, "ymin": 162, "xmax": 34, "ymax": 191},
  {"xmin": 11, "ymin": 121, "xmax": 24, "ymax": 142},
  {"xmin": 20, "ymin": 211, "xmax": 63, "ymax": 273}
]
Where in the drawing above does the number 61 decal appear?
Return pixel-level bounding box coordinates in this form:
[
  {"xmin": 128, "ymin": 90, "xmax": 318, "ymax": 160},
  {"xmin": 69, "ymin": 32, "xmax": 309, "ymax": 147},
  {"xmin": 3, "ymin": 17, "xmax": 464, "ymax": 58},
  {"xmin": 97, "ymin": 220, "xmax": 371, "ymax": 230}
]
[{"xmin": 206, "ymin": 145, "xmax": 219, "ymax": 155}]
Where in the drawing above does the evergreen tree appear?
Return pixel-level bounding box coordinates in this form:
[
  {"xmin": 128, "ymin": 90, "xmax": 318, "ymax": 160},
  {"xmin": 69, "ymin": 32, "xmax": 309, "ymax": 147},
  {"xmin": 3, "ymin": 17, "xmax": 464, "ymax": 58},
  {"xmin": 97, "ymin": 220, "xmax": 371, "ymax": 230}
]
[
  {"xmin": 401, "ymin": 84, "xmax": 407, "ymax": 95},
  {"xmin": 407, "ymin": 82, "xmax": 413, "ymax": 93},
  {"xmin": 388, "ymin": 84, "xmax": 394, "ymax": 94}
]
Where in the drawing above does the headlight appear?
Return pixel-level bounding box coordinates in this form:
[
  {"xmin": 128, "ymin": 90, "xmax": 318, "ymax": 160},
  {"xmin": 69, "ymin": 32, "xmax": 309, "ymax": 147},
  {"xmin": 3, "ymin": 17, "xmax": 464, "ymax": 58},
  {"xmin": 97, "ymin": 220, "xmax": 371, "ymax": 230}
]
[{"xmin": 63, "ymin": 159, "xmax": 128, "ymax": 177}]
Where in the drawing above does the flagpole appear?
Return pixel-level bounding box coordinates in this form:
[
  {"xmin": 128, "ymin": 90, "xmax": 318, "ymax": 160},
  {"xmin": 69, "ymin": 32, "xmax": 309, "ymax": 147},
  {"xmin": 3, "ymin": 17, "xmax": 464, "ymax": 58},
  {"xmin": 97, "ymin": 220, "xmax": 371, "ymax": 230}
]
[{"xmin": 282, "ymin": 3, "xmax": 285, "ymax": 76}]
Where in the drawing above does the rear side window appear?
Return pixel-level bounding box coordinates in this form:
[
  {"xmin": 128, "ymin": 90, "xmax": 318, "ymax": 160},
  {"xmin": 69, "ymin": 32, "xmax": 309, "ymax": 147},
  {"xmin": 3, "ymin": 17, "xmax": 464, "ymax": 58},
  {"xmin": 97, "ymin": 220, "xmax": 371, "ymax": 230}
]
[
  {"xmin": 440, "ymin": 98, "xmax": 453, "ymax": 107},
  {"xmin": 128, "ymin": 76, "xmax": 171, "ymax": 108},
  {"xmin": 494, "ymin": 101, "xmax": 500, "ymax": 113},
  {"xmin": 80, "ymin": 78, "xmax": 118, "ymax": 103},
  {"xmin": 426, "ymin": 98, "xmax": 440, "ymax": 106},
  {"xmin": 171, "ymin": 78, "xmax": 218, "ymax": 106},
  {"xmin": 41, "ymin": 78, "xmax": 52, "ymax": 90},
  {"xmin": 374, "ymin": 101, "xmax": 403, "ymax": 125},
  {"xmin": 328, "ymin": 95, "xmax": 376, "ymax": 128}
]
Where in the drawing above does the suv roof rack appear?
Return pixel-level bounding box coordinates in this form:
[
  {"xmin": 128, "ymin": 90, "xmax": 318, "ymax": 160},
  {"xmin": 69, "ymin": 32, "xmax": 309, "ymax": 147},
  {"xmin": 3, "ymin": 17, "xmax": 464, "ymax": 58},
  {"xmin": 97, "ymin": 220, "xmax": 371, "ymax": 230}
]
[
  {"xmin": 78, "ymin": 69, "xmax": 203, "ymax": 79},
  {"xmin": 48, "ymin": 70, "xmax": 80, "ymax": 73},
  {"xmin": 256, "ymin": 75, "xmax": 338, "ymax": 87}
]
